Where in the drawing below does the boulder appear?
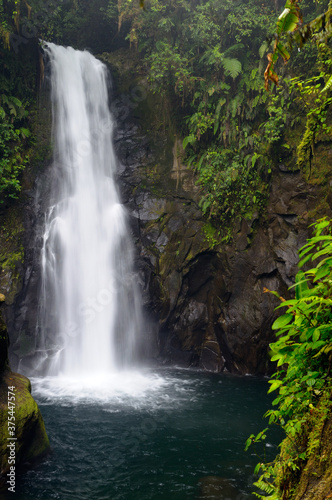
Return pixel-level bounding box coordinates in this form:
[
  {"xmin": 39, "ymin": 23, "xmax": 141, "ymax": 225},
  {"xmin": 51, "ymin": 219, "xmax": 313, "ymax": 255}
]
[{"xmin": 0, "ymin": 371, "xmax": 50, "ymax": 491}]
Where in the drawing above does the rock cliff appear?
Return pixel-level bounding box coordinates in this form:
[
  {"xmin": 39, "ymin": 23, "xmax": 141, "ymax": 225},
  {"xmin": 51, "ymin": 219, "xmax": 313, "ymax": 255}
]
[{"xmin": 3, "ymin": 49, "xmax": 332, "ymax": 376}]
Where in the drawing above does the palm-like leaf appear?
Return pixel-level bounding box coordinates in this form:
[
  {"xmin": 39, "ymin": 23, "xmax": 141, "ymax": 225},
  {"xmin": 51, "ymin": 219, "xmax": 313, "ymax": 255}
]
[{"xmin": 222, "ymin": 57, "xmax": 242, "ymax": 78}]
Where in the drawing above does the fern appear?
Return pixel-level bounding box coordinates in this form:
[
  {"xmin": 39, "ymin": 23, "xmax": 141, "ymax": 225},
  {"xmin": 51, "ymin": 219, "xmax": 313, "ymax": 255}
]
[
  {"xmin": 321, "ymin": 74, "xmax": 332, "ymax": 93},
  {"xmin": 222, "ymin": 43, "xmax": 245, "ymax": 57},
  {"xmin": 222, "ymin": 57, "xmax": 242, "ymax": 78}
]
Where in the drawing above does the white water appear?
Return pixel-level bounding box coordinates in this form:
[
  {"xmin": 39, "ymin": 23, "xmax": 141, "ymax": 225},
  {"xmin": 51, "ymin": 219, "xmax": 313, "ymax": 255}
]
[{"xmin": 37, "ymin": 43, "xmax": 142, "ymax": 380}]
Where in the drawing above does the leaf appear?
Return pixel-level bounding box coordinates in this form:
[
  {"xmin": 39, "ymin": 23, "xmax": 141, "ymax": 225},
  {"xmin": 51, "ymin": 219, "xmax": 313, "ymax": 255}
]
[
  {"xmin": 222, "ymin": 57, "xmax": 242, "ymax": 79},
  {"xmin": 263, "ymin": 287, "xmax": 283, "ymax": 300},
  {"xmin": 245, "ymin": 435, "xmax": 255, "ymax": 451},
  {"xmin": 268, "ymin": 380, "xmax": 283, "ymax": 393},
  {"xmin": 314, "ymin": 264, "xmax": 331, "ymax": 281},
  {"xmin": 321, "ymin": 75, "xmax": 332, "ymax": 93},
  {"xmin": 272, "ymin": 314, "xmax": 293, "ymax": 330},
  {"xmin": 295, "ymin": 271, "xmax": 309, "ymax": 299},
  {"xmin": 10, "ymin": 97, "xmax": 22, "ymax": 108},
  {"xmin": 307, "ymin": 236, "xmax": 332, "ymax": 243},
  {"xmin": 276, "ymin": 42, "xmax": 290, "ymax": 63},
  {"xmin": 281, "ymin": 12, "xmax": 299, "ymax": 34},
  {"xmin": 298, "ymin": 244, "xmax": 315, "ymax": 258},
  {"xmin": 21, "ymin": 128, "xmax": 31, "ymax": 138},
  {"xmin": 312, "ymin": 247, "xmax": 332, "ymax": 260},
  {"xmin": 183, "ymin": 134, "xmax": 195, "ymax": 149},
  {"xmin": 298, "ymin": 253, "xmax": 312, "ymax": 267},
  {"xmin": 312, "ymin": 329, "xmax": 320, "ymax": 342},
  {"xmin": 278, "ymin": 8, "xmax": 290, "ymax": 21},
  {"xmin": 314, "ymin": 219, "xmax": 330, "ymax": 232},
  {"xmin": 8, "ymin": 102, "xmax": 17, "ymax": 117}
]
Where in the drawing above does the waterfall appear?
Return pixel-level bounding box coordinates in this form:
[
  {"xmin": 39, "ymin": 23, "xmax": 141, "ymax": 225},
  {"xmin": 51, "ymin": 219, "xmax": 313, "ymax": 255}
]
[{"xmin": 37, "ymin": 43, "xmax": 142, "ymax": 377}]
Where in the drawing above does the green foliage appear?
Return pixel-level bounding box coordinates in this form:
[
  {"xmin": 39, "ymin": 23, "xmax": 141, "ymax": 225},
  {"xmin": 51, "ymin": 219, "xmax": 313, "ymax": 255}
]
[
  {"xmin": 101, "ymin": 0, "xmax": 279, "ymax": 230},
  {"xmin": 100, "ymin": 0, "xmax": 330, "ymax": 232},
  {"xmin": 247, "ymin": 218, "xmax": 332, "ymax": 499},
  {"xmin": 146, "ymin": 41, "xmax": 194, "ymax": 100},
  {"xmin": 0, "ymin": 3, "xmax": 36, "ymax": 205},
  {"xmin": 290, "ymin": 66, "xmax": 332, "ymax": 174},
  {"xmin": 0, "ymin": 93, "xmax": 31, "ymax": 202},
  {"xmin": 187, "ymin": 147, "xmax": 269, "ymax": 226},
  {"xmin": 264, "ymin": 0, "xmax": 332, "ymax": 89}
]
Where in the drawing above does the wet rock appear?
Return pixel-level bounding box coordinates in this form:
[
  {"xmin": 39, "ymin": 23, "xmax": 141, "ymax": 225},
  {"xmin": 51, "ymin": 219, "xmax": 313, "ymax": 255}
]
[
  {"xmin": 0, "ymin": 371, "xmax": 50, "ymax": 491},
  {"xmin": 198, "ymin": 476, "xmax": 246, "ymax": 499}
]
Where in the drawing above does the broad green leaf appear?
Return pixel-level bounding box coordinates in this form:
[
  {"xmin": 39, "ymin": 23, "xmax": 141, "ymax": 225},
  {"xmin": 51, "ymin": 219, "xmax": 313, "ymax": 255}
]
[
  {"xmin": 312, "ymin": 329, "xmax": 320, "ymax": 342},
  {"xmin": 295, "ymin": 271, "xmax": 309, "ymax": 299},
  {"xmin": 314, "ymin": 265, "xmax": 330, "ymax": 281},
  {"xmin": 272, "ymin": 314, "xmax": 293, "ymax": 330},
  {"xmin": 277, "ymin": 10, "xmax": 299, "ymax": 36},
  {"xmin": 268, "ymin": 380, "xmax": 283, "ymax": 393},
  {"xmin": 10, "ymin": 97, "xmax": 22, "ymax": 108},
  {"xmin": 183, "ymin": 134, "xmax": 195, "ymax": 149},
  {"xmin": 275, "ymin": 299, "xmax": 297, "ymax": 308},
  {"xmin": 276, "ymin": 42, "xmax": 290, "ymax": 62}
]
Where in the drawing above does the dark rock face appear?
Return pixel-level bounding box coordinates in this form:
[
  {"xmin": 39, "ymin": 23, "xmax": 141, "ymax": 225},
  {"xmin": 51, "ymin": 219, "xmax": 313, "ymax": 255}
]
[
  {"xmin": 110, "ymin": 69, "xmax": 328, "ymax": 375},
  {"xmin": 3, "ymin": 58, "xmax": 331, "ymax": 376}
]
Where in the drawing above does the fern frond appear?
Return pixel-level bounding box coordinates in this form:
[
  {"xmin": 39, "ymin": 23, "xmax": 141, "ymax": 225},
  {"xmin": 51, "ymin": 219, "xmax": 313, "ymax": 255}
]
[
  {"xmin": 322, "ymin": 75, "xmax": 332, "ymax": 93},
  {"xmin": 222, "ymin": 57, "xmax": 242, "ymax": 78},
  {"xmin": 223, "ymin": 43, "xmax": 245, "ymax": 57}
]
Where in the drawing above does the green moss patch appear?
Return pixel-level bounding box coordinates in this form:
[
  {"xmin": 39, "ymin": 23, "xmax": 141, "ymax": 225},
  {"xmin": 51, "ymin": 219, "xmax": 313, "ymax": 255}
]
[{"xmin": 0, "ymin": 371, "xmax": 50, "ymax": 490}]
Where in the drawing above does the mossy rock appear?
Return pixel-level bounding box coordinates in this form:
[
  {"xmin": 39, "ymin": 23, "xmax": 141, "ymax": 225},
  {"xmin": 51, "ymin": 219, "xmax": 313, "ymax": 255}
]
[
  {"xmin": 274, "ymin": 390, "xmax": 332, "ymax": 500},
  {"xmin": 0, "ymin": 371, "xmax": 50, "ymax": 490}
]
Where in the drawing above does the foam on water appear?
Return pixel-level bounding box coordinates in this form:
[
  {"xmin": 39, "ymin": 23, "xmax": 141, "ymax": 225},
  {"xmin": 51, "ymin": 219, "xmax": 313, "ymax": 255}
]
[{"xmin": 31, "ymin": 370, "xmax": 199, "ymax": 409}]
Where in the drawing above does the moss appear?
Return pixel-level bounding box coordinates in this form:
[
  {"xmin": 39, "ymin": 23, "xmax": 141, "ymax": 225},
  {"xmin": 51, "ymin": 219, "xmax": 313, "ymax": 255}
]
[
  {"xmin": 202, "ymin": 222, "xmax": 221, "ymax": 249},
  {"xmin": 273, "ymin": 389, "xmax": 332, "ymax": 500},
  {"xmin": 0, "ymin": 371, "xmax": 50, "ymax": 489}
]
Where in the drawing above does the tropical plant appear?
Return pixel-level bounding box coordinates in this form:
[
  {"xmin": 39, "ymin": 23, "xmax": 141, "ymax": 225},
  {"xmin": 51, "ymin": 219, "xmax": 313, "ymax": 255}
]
[{"xmin": 246, "ymin": 217, "xmax": 332, "ymax": 499}]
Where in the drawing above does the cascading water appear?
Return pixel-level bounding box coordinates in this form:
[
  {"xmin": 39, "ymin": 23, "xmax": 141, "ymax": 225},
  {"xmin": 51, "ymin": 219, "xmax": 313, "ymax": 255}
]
[{"xmin": 37, "ymin": 43, "xmax": 142, "ymax": 378}]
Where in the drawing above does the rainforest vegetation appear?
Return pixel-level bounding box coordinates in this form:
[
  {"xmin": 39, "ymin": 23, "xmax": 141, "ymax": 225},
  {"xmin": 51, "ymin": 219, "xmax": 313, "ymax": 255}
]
[
  {"xmin": 1, "ymin": 0, "xmax": 332, "ymax": 499},
  {"xmin": 0, "ymin": 0, "xmax": 331, "ymax": 227}
]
